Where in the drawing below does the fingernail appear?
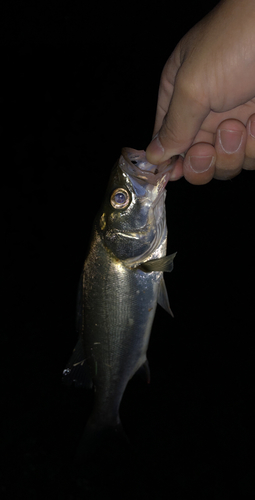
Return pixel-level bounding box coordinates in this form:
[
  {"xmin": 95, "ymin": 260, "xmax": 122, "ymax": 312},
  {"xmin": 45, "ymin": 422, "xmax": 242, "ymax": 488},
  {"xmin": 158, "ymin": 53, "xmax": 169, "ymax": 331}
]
[
  {"xmin": 189, "ymin": 155, "xmax": 214, "ymax": 173},
  {"xmin": 147, "ymin": 133, "xmax": 164, "ymax": 162},
  {"xmin": 218, "ymin": 129, "xmax": 243, "ymax": 154},
  {"xmin": 249, "ymin": 120, "xmax": 255, "ymax": 138}
]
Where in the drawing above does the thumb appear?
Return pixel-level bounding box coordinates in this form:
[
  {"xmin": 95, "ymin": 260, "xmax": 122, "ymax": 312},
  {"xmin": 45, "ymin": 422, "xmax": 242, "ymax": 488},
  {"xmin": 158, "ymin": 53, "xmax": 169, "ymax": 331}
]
[{"xmin": 146, "ymin": 69, "xmax": 210, "ymax": 164}]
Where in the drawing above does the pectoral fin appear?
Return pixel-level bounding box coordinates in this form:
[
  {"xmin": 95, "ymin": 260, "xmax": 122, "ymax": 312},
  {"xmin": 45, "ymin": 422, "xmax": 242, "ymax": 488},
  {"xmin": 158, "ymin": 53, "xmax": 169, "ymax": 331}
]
[
  {"xmin": 158, "ymin": 277, "xmax": 174, "ymax": 317},
  {"xmin": 139, "ymin": 252, "xmax": 177, "ymax": 273}
]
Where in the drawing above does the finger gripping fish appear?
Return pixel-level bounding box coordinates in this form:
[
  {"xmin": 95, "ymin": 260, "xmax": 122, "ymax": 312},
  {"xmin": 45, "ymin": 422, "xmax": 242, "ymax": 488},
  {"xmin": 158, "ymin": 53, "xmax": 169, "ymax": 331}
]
[{"xmin": 63, "ymin": 148, "xmax": 177, "ymax": 440}]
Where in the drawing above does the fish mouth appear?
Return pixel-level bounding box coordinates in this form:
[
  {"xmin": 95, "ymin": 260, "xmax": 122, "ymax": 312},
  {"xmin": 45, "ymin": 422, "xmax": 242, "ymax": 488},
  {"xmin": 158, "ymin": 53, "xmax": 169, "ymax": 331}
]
[
  {"xmin": 115, "ymin": 148, "xmax": 170, "ymax": 267},
  {"xmin": 120, "ymin": 148, "xmax": 177, "ymax": 188}
]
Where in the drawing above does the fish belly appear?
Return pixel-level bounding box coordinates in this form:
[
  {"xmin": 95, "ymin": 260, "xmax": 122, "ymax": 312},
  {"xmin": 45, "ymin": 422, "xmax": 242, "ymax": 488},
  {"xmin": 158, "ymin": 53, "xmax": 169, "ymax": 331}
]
[{"xmin": 82, "ymin": 242, "xmax": 162, "ymax": 428}]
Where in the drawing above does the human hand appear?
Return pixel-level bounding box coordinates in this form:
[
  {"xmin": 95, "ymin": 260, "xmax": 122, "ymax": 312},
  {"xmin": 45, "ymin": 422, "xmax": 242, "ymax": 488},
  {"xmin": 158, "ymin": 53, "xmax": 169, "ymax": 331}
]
[{"xmin": 146, "ymin": 0, "xmax": 255, "ymax": 184}]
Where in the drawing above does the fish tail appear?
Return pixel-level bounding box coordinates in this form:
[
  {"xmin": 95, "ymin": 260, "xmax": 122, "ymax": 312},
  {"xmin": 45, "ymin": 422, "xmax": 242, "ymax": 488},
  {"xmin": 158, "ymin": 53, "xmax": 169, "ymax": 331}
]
[
  {"xmin": 74, "ymin": 415, "xmax": 129, "ymax": 461},
  {"xmin": 72, "ymin": 418, "xmax": 133, "ymax": 494}
]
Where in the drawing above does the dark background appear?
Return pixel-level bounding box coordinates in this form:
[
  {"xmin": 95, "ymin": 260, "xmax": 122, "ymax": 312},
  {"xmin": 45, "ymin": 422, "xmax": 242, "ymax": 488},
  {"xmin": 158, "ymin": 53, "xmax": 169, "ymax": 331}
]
[{"xmin": 1, "ymin": 1, "xmax": 255, "ymax": 498}]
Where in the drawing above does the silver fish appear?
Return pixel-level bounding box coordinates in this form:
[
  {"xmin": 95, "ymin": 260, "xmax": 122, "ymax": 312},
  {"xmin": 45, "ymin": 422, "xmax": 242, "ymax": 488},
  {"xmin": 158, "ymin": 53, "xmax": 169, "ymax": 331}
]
[{"xmin": 63, "ymin": 148, "xmax": 176, "ymax": 439}]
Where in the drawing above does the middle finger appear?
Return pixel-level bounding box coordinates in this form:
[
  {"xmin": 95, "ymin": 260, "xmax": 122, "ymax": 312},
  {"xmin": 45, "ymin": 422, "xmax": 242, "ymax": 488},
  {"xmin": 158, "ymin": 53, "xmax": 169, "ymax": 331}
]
[{"xmin": 214, "ymin": 119, "xmax": 246, "ymax": 180}]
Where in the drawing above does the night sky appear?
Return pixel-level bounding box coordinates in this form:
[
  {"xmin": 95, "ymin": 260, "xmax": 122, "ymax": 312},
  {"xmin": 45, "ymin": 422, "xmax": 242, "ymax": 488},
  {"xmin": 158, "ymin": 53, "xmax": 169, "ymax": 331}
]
[{"xmin": 2, "ymin": 1, "xmax": 255, "ymax": 498}]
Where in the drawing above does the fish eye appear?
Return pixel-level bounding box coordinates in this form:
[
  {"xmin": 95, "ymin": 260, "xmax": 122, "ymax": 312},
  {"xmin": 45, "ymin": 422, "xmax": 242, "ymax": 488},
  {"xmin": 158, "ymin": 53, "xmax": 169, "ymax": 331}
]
[{"xmin": 110, "ymin": 188, "xmax": 130, "ymax": 209}]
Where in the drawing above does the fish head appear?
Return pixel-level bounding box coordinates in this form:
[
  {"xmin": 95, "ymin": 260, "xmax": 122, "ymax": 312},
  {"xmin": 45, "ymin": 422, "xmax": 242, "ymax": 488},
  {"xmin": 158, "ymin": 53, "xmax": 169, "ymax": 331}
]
[{"xmin": 97, "ymin": 148, "xmax": 176, "ymax": 266}]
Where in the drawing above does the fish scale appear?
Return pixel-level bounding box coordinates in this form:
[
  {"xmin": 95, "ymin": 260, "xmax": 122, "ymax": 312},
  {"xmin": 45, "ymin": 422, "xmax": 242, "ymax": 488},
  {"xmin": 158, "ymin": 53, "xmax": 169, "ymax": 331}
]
[{"xmin": 62, "ymin": 148, "xmax": 177, "ymax": 444}]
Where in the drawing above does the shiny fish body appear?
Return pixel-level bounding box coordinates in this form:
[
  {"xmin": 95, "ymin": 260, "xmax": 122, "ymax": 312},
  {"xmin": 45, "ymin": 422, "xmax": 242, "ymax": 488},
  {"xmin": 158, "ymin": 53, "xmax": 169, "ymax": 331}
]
[
  {"xmin": 82, "ymin": 232, "xmax": 163, "ymax": 429},
  {"xmin": 63, "ymin": 148, "xmax": 176, "ymax": 437}
]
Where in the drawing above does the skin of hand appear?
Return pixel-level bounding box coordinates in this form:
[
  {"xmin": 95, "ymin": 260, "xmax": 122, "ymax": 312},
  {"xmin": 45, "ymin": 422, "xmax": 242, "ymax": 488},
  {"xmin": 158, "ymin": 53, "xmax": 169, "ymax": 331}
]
[{"xmin": 146, "ymin": 0, "xmax": 255, "ymax": 184}]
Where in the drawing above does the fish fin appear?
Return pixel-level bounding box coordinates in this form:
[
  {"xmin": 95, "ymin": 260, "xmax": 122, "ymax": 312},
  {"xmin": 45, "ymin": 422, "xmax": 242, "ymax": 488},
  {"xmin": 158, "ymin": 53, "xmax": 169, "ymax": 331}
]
[
  {"xmin": 73, "ymin": 416, "xmax": 129, "ymax": 467},
  {"xmin": 139, "ymin": 252, "xmax": 177, "ymax": 273},
  {"xmin": 73, "ymin": 420, "xmax": 131, "ymax": 489},
  {"xmin": 62, "ymin": 336, "xmax": 93, "ymax": 389},
  {"xmin": 134, "ymin": 359, "xmax": 151, "ymax": 383},
  {"xmin": 158, "ymin": 277, "xmax": 174, "ymax": 317}
]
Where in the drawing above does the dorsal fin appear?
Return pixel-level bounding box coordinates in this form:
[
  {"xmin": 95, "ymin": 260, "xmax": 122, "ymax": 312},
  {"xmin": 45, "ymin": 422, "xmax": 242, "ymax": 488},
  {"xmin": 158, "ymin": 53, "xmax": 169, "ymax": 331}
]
[{"xmin": 157, "ymin": 277, "xmax": 174, "ymax": 317}]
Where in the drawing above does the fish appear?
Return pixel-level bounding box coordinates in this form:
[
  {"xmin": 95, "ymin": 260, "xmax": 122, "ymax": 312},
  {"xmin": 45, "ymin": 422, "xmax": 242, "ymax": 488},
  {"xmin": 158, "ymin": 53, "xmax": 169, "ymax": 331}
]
[{"xmin": 62, "ymin": 147, "xmax": 177, "ymax": 443}]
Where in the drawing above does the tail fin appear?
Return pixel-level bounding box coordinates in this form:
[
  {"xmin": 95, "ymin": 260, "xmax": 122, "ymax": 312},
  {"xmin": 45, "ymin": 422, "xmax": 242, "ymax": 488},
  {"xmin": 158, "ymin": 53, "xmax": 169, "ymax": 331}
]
[
  {"xmin": 75, "ymin": 417, "xmax": 129, "ymax": 461},
  {"xmin": 72, "ymin": 419, "xmax": 133, "ymax": 495}
]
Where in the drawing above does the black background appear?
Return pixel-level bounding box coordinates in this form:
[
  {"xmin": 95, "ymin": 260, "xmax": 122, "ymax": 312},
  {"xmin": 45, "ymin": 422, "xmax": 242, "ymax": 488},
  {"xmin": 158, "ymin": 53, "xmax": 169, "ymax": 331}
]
[{"xmin": 1, "ymin": 1, "xmax": 255, "ymax": 498}]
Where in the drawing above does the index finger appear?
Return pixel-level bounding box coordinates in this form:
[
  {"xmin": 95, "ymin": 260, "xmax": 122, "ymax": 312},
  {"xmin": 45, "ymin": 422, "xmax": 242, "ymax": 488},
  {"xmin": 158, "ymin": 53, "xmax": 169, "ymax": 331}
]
[
  {"xmin": 152, "ymin": 77, "xmax": 174, "ymax": 138},
  {"xmin": 147, "ymin": 67, "xmax": 210, "ymax": 164}
]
